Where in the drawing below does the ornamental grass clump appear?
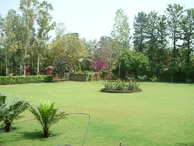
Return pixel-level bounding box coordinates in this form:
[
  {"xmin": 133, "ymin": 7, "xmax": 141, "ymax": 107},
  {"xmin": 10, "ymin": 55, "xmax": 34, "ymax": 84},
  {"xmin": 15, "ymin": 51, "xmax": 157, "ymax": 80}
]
[
  {"xmin": 104, "ymin": 79, "xmax": 140, "ymax": 91},
  {"xmin": 30, "ymin": 100, "xmax": 68, "ymax": 138}
]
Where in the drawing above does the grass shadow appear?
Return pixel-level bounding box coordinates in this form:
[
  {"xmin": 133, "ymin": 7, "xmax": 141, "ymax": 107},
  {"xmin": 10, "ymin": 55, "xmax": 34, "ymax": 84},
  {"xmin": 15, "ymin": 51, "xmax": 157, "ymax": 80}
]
[
  {"xmin": 19, "ymin": 130, "xmax": 45, "ymax": 140},
  {"xmin": 175, "ymin": 142, "xmax": 194, "ymax": 146},
  {"xmin": 20, "ymin": 130, "xmax": 61, "ymax": 140}
]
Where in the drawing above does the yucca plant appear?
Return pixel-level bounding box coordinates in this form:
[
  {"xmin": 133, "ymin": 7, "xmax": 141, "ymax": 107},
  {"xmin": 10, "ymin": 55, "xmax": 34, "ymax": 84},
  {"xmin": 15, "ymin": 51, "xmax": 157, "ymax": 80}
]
[
  {"xmin": 30, "ymin": 100, "xmax": 68, "ymax": 138},
  {"xmin": 0, "ymin": 95, "xmax": 30, "ymax": 132}
]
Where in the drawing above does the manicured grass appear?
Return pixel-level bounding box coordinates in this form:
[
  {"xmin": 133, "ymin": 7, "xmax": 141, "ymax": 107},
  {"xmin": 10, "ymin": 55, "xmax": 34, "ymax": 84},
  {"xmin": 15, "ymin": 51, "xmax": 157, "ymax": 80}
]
[{"xmin": 0, "ymin": 81, "xmax": 194, "ymax": 146}]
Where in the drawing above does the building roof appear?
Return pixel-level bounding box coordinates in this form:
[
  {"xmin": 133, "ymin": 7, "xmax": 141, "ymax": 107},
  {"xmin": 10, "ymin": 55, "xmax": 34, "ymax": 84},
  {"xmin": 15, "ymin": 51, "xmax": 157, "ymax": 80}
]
[{"xmin": 45, "ymin": 66, "xmax": 54, "ymax": 70}]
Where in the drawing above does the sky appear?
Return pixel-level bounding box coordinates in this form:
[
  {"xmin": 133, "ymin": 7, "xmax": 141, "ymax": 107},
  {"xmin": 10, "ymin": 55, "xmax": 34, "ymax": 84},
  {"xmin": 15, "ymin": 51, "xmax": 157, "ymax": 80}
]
[{"xmin": 0, "ymin": 0, "xmax": 194, "ymax": 41}]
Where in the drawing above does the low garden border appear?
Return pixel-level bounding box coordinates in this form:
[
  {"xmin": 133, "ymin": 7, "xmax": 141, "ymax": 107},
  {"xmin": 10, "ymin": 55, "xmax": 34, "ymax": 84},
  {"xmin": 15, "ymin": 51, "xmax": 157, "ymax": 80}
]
[{"xmin": 100, "ymin": 88, "xmax": 142, "ymax": 93}]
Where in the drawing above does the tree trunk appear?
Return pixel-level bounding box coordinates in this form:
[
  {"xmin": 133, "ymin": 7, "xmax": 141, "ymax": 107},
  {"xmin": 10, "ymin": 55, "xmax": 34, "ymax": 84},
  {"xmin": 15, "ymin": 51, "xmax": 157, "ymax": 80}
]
[
  {"xmin": 43, "ymin": 128, "xmax": 49, "ymax": 138},
  {"xmin": 125, "ymin": 70, "xmax": 128, "ymax": 79},
  {"xmin": 187, "ymin": 40, "xmax": 190, "ymax": 65},
  {"xmin": 31, "ymin": 49, "xmax": 34, "ymax": 70},
  {"xmin": 5, "ymin": 121, "xmax": 11, "ymax": 132},
  {"xmin": 60, "ymin": 72, "xmax": 63, "ymax": 79},
  {"xmin": 173, "ymin": 36, "xmax": 176, "ymax": 62},
  {"xmin": 24, "ymin": 50, "xmax": 27, "ymax": 76},
  {"xmin": 5, "ymin": 55, "xmax": 8, "ymax": 76},
  {"xmin": 14, "ymin": 52, "xmax": 17, "ymax": 75},
  {"xmin": 24, "ymin": 64, "xmax": 26, "ymax": 76},
  {"xmin": 20, "ymin": 63, "xmax": 22, "ymax": 75},
  {"xmin": 37, "ymin": 55, "xmax": 40, "ymax": 75},
  {"xmin": 171, "ymin": 74, "xmax": 174, "ymax": 82},
  {"xmin": 118, "ymin": 62, "xmax": 121, "ymax": 79},
  {"xmin": 158, "ymin": 75, "xmax": 160, "ymax": 82}
]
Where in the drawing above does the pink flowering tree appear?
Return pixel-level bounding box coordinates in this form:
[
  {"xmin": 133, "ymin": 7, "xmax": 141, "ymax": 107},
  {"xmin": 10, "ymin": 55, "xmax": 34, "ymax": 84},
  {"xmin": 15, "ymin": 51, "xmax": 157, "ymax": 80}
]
[{"xmin": 92, "ymin": 57, "xmax": 108, "ymax": 72}]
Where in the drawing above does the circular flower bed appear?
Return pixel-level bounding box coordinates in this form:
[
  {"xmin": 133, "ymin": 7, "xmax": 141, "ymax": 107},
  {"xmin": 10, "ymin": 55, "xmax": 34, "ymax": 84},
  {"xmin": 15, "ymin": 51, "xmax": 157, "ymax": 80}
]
[
  {"xmin": 100, "ymin": 79, "xmax": 142, "ymax": 93},
  {"xmin": 100, "ymin": 88, "xmax": 142, "ymax": 93}
]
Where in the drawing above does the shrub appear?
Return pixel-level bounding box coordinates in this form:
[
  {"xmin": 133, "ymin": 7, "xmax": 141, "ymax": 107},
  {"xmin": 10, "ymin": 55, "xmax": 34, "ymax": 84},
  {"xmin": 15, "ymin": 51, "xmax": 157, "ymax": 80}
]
[
  {"xmin": 117, "ymin": 49, "xmax": 150, "ymax": 79},
  {"xmin": 104, "ymin": 79, "xmax": 140, "ymax": 90},
  {"xmin": 0, "ymin": 75, "xmax": 53, "ymax": 84},
  {"xmin": 92, "ymin": 57, "xmax": 108, "ymax": 72},
  {"xmin": 150, "ymin": 75, "xmax": 158, "ymax": 82},
  {"xmin": 88, "ymin": 73, "xmax": 94, "ymax": 81},
  {"xmin": 138, "ymin": 75, "xmax": 148, "ymax": 81},
  {"xmin": 30, "ymin": 100, "xmax": 68, "ymax": 138},
  {"xmin": 84, "ymin": 71, "xmax": 94, "ymax": 81},
  {"xmin": 0, "ymin": 95, "xmax": 30, "ymax": 132},
  {"xmin": 44, "ymin": 75, "xmax": 53, "ymax": 82}
]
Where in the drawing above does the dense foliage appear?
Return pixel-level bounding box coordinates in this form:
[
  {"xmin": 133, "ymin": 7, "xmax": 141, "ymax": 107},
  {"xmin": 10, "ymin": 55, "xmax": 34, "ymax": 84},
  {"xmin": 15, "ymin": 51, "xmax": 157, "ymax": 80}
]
[
  {"xmin": 0, "ymin": 75, "xmax": 53, "ymax": 84},
  {"xmin": 0, "ymin": 1, "xmax": 194, "ymax": 82},
  {"xmin": 51, "ymin": 33, "xmax": 86, "ymax": 76},
  {"xmin": 117, "ymin": 49, "xmax": 149, "ymax": 78},
  {"xmin": 0, "ymin": 0, "xmax": 55, "ymax": 76}
]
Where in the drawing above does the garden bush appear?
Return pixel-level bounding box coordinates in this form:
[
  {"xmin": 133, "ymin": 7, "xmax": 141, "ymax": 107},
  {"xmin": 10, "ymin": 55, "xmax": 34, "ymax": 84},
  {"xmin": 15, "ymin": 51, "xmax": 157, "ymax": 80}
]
[
  {"xmin": 0, "ymin": 75, "xmax": 53, "ymax": 84},
  {"xmin": 103, "ymin": 79, "xmax": 140, "ymax": 91}
]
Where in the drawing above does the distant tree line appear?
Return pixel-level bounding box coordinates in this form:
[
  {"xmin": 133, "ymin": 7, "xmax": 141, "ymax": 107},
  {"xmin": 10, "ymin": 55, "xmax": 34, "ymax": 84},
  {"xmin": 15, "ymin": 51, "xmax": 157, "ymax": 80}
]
[
  {"xmin": 0, "ymin": 0, "xmax": 55, "ymax": 76},
  {"xmin": 132, "ymin": 4, "xmax": 194, "ymax": 82},
  {"xmin": 0, "ymin": 1, "xmax": 194, "ymax": 82}
]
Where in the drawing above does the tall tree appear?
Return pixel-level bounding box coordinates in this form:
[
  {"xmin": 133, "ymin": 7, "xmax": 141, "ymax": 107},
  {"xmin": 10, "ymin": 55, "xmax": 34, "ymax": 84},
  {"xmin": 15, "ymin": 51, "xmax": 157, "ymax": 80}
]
[
  {"xmin": 166, "ymin": 4, "xmax": 184, "ymax": 82},
  {"xmin": 95, "ymin": 36, "xmax": 117, "ymax": 70},
  {"xmin": 166, "ymin": 4, "xmax": 184, "ymax": 62},
  {"xmin": 2, "ymin": 10, "xmax": 18, "ymax": 76},
  {"xmin": 0, "ymin": 15, "xmax": 5, "ymax": 75},
  {"xmin": 157, "ymin": 15, "xmax": 168, "ymax": 64},
  {"xmin": 156, "ymin": 15, "xmax": 169, "ymax": 80},
  {"xmin": 111, "ymin": 9, "xmax": 130, "ymax": 50},
  {"xmin": 35, "ymin": 0, "xmax": 55, "ymax": 74},
  {"xmin": 133, "ymin": 11, "xmax": 147, "ymax": 53},
  {"xmin": 19, "ymin": 0, "xmax": 39, "ymax": 75},
  {"xmin": 181, "ymin": 8, "xmax": 194, "ymax": 81},
  {"xmin": 12, "ymin": 14, "xmax": 23, "ymax": 75},
  {"xmin": 51, "ymin": 33, "xmax": 86, "ymax": 74},
  {"xmin": 81, "ymin": 39, "xmax": 97, "ymax": 71},
  {"xmin": 111, "ymin": 9, "xmax": 130, "ymax": 77},
  {"xmin": 181, "ymin": 8, "xmax": 194, "ymax": 65},
  {"xmin": 146, "ymin": 11, "xmax": 159, "ymax": 73},
  {"xmin": 55, "ymin": 22, "xmax": 66, "ymax": 39}
]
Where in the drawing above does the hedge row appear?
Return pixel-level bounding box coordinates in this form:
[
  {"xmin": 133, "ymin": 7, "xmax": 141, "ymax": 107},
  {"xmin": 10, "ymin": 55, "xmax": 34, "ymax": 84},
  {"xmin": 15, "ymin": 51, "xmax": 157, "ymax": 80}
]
[{"xmin": 0, "ymin": 75, "xmax": 53, "ymax": 84}]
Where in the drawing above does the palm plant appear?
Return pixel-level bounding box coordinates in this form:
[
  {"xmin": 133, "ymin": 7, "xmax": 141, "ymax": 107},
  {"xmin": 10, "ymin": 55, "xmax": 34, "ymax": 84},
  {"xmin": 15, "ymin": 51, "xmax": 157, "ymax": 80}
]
[
  {"xmin": 30, "ymin": 100, "xmax": 68, "ymax": 138},
  {"xmin": 0, "ymin": 92, "xmax": 6, "ymax": 105},
  {"xmin": 0, "ymin": 95, "xmax": 29, "ymax": 132}
]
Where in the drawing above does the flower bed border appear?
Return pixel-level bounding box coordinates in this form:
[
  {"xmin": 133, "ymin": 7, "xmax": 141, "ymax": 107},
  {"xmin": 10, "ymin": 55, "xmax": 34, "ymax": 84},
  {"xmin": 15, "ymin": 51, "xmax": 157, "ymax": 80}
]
[{"xmin": 100, "ymin": 88, "xmax": 142, "ymax": 93}]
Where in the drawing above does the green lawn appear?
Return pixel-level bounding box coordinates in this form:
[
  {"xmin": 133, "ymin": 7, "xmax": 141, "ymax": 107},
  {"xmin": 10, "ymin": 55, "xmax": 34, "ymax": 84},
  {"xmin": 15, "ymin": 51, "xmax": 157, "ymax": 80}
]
[{"xmin": 0, "ymin": 81, "xmax": 194, "ymax": 146}]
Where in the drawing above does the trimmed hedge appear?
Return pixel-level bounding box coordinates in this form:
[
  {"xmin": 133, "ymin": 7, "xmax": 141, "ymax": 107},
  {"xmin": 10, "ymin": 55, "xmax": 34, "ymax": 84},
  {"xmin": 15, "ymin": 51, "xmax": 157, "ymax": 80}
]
[
  {"xmin": 0, "ymin": 75, "xmax": 53, "ymax": 84},
  {"xmin": 70, "ymin": 73, "xmax": 94, "ymax": 81},
  {"xmin": 70, "ymin": 74, "xmax": 88, "ymax": 81}
]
